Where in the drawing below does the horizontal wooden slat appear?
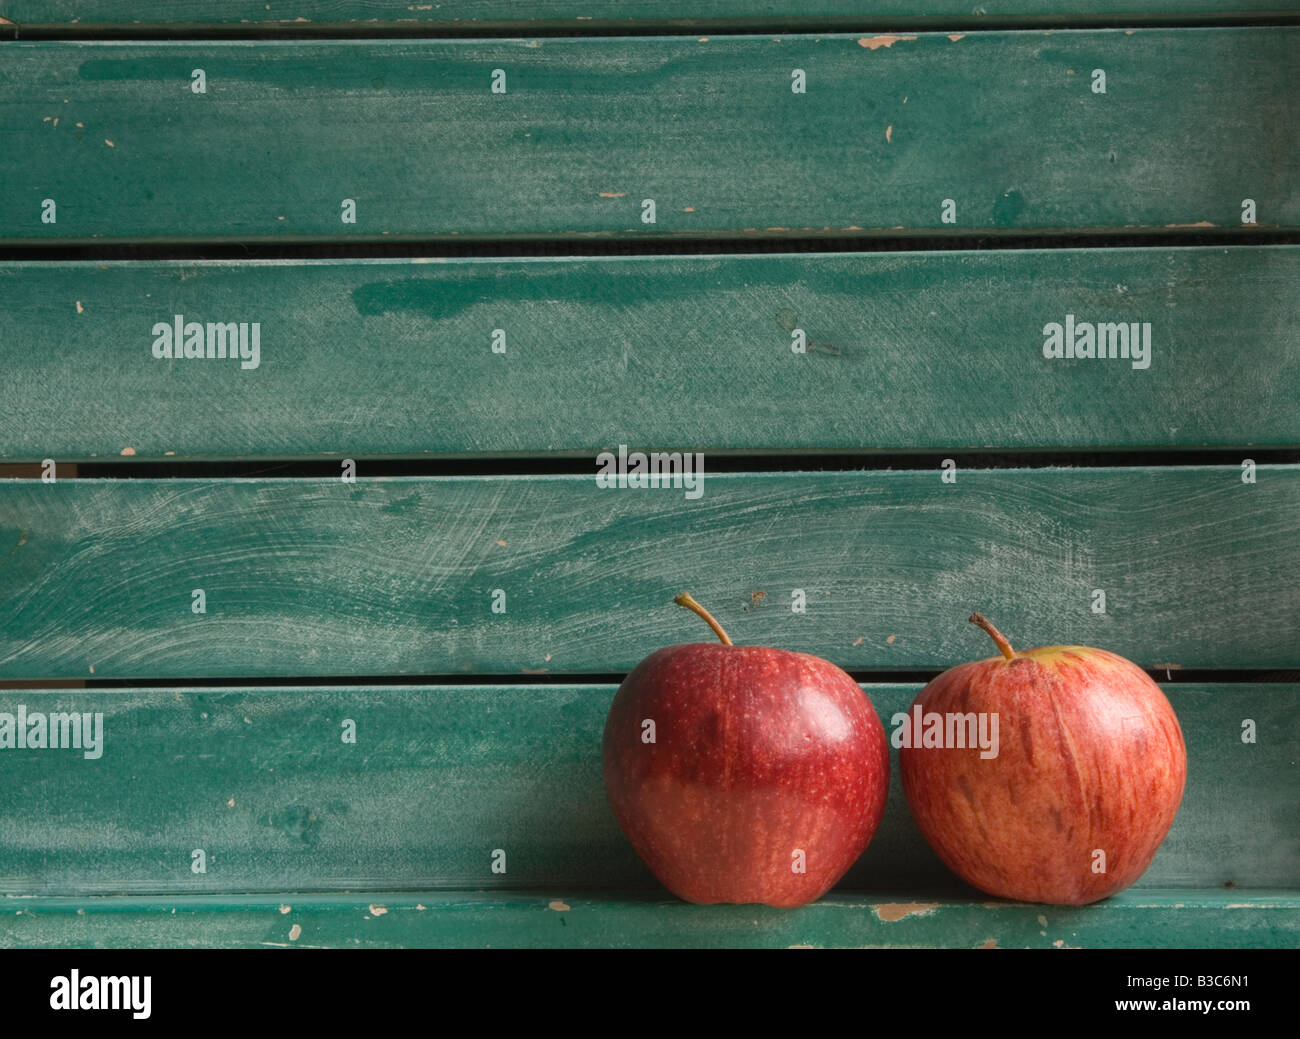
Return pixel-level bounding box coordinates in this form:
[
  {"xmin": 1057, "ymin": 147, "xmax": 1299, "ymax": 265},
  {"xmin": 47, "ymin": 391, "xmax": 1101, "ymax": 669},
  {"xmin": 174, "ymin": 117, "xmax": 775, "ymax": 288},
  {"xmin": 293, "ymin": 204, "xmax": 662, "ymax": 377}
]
[
  {"xmin": 2, "ymin": 470, "xmax": 1298, "ymax": 677},
  {"xmin": 2, "ymin": 30, "xmax": 1295, "ymax": 241},
  {"xmin": 2, "ymin": 1, "xmax": 1291, "ymax": 31},
  {"xmin": 2, "ymin": 247, "xmax": 1297, "ymax": 460},
  {"xmin": 3, "ymin": 891, "xmax": 1295, "ymax": 949},
  {"xmin": 0, "ymin": 684, "xmax": 1292, "ymax": 896}
]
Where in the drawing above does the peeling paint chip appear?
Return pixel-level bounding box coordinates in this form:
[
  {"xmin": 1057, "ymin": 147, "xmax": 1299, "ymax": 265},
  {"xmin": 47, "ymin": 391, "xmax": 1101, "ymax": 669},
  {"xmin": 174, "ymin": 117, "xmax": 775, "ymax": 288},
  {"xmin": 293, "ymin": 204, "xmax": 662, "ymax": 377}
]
[
  {"xmin": 978, "ymin": 938, "xmax": 998, "ymax": 949},
  {"xmin": 548, "ymin": 900, "xmax": 571, "ymax": 911},
  {"xmin": 874, "ymin": 902, "xmax": 939, "ymax": 922},
  {"xmin": 227, "ymin": 797, "xmax": 236, "ymax": 807},
  {"xmin": 120, "ymin": 447, "xmax": 136, "ymax": 456},
  {"xmin": 886, "ymin": 634, "xmax": 896, "ymax": 644},
  {"xmin": 599, "ymin": 192, "xmax": 627, "ymax": 198},
  {"xmin": 948, "ymin": 34, "xmax": 966, "ymax": 42},
  {"xmin": 369, "ymin": 904, "xmax": 388, "ymax": 916},
  {"xmin": 885, "ymin": 125, "xmax": 893, "ymax": 143},
  {"xmin": 289, "ymin": 924, "xmax": 302, "ymax": 941},
  {"xmin": 105, "ymin": 139, "xmax": 114, "ymax": 147},
  {"xmin": 788, "ymin": 943, "xmax": 814, "ymax": 949},
  {"xmin": 76, "ymin": 300, "xmax": 84, "ymax": 314},
  {"xmin": 279, "ymin": 904, "xmax": 291, "ymax": 914},
  {"xmin": 857, "ymin": 35, "xmax": 917, "ymax": 50},
  {"xmin": 1037, "ymin": 914, "xmax": 1047, "ymax": 927}
]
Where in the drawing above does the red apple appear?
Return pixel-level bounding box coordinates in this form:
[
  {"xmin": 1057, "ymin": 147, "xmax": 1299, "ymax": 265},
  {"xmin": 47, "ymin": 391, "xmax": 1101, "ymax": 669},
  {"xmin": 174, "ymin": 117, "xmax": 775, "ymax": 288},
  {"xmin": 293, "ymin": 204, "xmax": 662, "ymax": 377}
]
[
  {"xmin": 602, "ymin": 594, "xmax": 889, "ymax": 907},
  {"xmin": 900, "ymin": 613, "xmax": 1187, "ymax": 905}
]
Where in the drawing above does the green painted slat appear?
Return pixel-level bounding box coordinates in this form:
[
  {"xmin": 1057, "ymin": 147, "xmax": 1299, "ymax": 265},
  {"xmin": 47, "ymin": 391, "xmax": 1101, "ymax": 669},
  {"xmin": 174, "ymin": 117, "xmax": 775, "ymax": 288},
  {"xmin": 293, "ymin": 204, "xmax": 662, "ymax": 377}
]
[
  {"xmin": 2, "ymin": 30, "xmax": 1295, "ymax": 241},
  {"xmin": 3, "ymin": 891, "xmax": 1295, "ymax": 949},
  {"xmin": 0, "ymin": 685, "xmax": 1291, "ymax": 895},
  {"xmin": 2, "ymin": 469, "xmax": 1297, "ymax": 677},
  {"xmin": 2, "ymin": 2, "xmax": 1293, "ymax": 32},
  {"xmin": 3, "ymin": 247, "xmax": 1297, "ymax": 460}
]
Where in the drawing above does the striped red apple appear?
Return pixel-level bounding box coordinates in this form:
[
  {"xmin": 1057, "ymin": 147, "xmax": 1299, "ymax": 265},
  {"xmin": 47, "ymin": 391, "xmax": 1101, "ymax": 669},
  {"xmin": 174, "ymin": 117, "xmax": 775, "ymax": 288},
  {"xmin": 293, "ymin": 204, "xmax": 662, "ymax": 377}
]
[{"xmin": 901, "ymin": 613, "xmax": 1187, "ymax": 905}]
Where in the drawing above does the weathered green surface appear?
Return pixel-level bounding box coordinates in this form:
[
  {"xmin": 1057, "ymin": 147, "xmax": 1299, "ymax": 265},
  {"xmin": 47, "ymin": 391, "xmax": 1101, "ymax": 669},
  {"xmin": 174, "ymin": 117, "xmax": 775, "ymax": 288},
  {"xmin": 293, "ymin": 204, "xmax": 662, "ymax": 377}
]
[
  {"xmin": 2, "ymin": 890, "xmax": 1295, "ymax": 949},
  {"xmin": 3, "ymin": 30, "xmax": 1295, "ymax": 241},
  {"xmin": 3, "ymin": 469, "xmax": 1297, "ymax": 678},
  {"xmin": 0, "ymin": 684, "xmax": 1292, "ymax": 895},
  {"xmin": 2, "ymin": 1, "xmax": 1293, "ymax": 31},
  {"xmin": 2, "ymin": 247, "xmax": 1297, "ymax": 460}
]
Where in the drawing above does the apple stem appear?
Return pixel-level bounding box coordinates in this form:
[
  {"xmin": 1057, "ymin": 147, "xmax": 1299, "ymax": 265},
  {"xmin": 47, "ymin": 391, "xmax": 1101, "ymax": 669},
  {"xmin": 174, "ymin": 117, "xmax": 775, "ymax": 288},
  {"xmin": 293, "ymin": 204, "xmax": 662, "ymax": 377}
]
[
  {"xmin": 969, "ymin": 612, "xmax": 1016, "ymax": 660},
  {"xmin": 674, "ymin": 593, "xmax": 734, "ymax": 646}
]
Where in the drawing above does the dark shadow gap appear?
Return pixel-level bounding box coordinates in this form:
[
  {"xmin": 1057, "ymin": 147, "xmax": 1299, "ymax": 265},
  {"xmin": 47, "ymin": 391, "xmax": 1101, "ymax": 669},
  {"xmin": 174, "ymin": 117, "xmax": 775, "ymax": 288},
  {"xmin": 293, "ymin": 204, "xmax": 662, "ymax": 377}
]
[
  {"xmin": 1, "ymin": 229, "xmax": 1295, "ymax": 262},
  {"xmin": 7, "ymin": 13, "xmax": 1300, "ymax": 42},
  {"xmin": 43, "ymin": 449, "xmax": 1300, "ymax": 480},
  {"xmin": 3, "ymin": 669, "xmax": 1297, "ymax": 690}
]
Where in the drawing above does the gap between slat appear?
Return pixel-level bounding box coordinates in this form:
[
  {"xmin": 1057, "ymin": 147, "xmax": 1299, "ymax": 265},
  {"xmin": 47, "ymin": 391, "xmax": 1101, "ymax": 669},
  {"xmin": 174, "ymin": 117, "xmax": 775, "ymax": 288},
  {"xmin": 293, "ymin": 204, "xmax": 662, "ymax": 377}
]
[
  {"xmin": 5, "ymin": 13, "xmax": 1300, "ymax": 43},
  {"xmin": 2, "ymin": 230, "xmax": 1298, "ymax": 262}
]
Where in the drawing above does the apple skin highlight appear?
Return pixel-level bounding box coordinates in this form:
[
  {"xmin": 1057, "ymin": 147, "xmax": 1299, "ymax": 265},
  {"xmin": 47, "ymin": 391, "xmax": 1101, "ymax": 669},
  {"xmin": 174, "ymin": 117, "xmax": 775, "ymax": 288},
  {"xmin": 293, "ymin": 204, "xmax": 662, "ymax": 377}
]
[
  {"xmin": 603, "ymin": 640, "xmax": 890, "ymax": 908},
  {"xmin": 901, "ymin": 620, "xmax": 1187, "ymax": 906}
]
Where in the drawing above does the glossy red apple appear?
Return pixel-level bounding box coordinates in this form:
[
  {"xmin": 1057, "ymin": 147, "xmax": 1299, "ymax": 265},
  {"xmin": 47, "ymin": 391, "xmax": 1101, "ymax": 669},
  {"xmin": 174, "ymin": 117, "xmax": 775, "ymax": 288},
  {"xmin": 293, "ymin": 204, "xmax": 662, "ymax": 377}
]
[
  {"xmin": 900, "ymin": 613, "xmax": 1187, "ymax": 905},
  {"xmin": 602, "ymin": 593, "xmax": 889, "ymax": 907}
]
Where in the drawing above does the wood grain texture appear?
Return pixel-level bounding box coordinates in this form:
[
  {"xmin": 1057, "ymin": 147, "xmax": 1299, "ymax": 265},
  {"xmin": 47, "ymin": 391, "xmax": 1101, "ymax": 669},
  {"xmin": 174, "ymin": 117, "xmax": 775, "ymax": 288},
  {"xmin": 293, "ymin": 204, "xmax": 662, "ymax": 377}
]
[
  {"xmin": 2, "ymin": 1, "xmax": 1293, "ymax": 31},
  {"xmin": 1, "ymin": 469, "xmax": 1298, "ymax": 678},
  {"xmin": 2, "ymin": 30, "xmax": 1295, "ymax": 241},
  {"xmin": 0, "ymin": 684, "xmax": 1291, "ymax": 895},
  {"xmin": 2, "ymin": 247, "xmax": 1297, "ymax": 460},
  {"xmin": 2, "ymin": 890, "xmax": 1295, "ymax": 949}
]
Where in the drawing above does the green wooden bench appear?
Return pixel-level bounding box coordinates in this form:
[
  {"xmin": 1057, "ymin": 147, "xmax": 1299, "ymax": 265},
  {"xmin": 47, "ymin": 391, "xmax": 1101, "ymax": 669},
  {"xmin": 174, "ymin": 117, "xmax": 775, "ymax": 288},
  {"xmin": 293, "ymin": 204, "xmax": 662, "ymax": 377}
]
[{"xmin": 1, "ymin": 2, "xmax": 1296, "ymax": 949}]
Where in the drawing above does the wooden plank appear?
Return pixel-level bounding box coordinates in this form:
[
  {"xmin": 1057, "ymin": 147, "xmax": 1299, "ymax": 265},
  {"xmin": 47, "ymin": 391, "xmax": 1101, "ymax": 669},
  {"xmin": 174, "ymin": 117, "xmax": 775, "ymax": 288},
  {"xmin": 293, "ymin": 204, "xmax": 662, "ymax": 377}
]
[
  {"xmin": 2, "ymin": 2, "xmax": 1293, "ymax": 32},
  {"xmin": 2, "ymin": 247, "xmax": 1297, "ymax": 460},
  {"xmin": 2, "ymin": 30, "xmax": 1295, "ymax": 241},
  {"xmin": 2, "ymin": 469, "xmax": 1297, "ymax": 677},
  {"xmin": 0, "ymin": 684, "xmax": 1291, "ymax": 895},
  {"xmin": 2, "ymin": 891, "xmax": 1295, "ymax": 949}
]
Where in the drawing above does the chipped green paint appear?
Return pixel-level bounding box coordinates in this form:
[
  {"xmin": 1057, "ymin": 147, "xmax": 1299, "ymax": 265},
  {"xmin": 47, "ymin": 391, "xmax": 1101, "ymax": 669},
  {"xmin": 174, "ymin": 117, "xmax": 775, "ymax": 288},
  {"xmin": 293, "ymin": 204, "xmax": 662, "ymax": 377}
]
[
  {"xmin": 2, "ymin": 30, "xmax": 1296, "ymax": 240},
  {"xmin": 2, "ymin": 247, "xmax": 1297, "ymax": 460},
  {"xmin": 2, "ymin": 469, "xmax": 1299, "ymax": 679},
  {"xmin": 3, "ymin": 891, "xmax": 1296, "ymax": 949},
  {"xmin": 0, "ymin": 684, "xmax": 1292, "ymax": 895}
]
